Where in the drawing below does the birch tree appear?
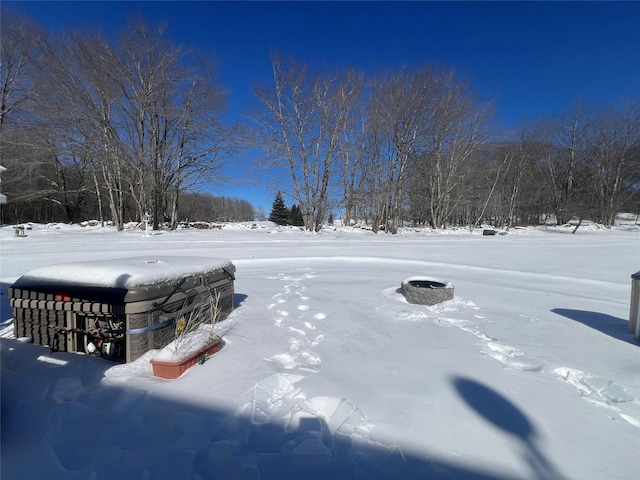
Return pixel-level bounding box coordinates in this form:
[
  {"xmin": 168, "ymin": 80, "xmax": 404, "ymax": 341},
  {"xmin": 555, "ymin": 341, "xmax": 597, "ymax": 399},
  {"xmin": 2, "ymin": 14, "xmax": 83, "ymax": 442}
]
[
  {"xmin": 388, "ymin": 66, "xmax": 490, "ymax": 229},
  {"xmin": 421, "ymin": 74, "xmax": 490, "ymax": 228},
  {"xmin": 253, "ymin": 55, "xmax": 362, "ymax": 232},
  {"xmin": 495, "ymin": 126, "xmax": 543, "ymax": 229},
  {"xmin": 368, "ymin": 67, "xmax": 436, "ymax": 232},
  {"xmin": 336, "ymin": 95, "xmax": 368, "ymax": 226}
]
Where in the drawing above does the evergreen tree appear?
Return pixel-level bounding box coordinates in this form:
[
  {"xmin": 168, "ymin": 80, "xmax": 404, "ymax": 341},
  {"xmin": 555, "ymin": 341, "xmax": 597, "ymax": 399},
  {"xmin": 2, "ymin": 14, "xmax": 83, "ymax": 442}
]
[
  {"xmin": 268, "ymin": 192, "xmax": 290, "ymax": 225},
  {"xmin": 289, "ymin": 204, "xmax": 305, "ymax": 226}
]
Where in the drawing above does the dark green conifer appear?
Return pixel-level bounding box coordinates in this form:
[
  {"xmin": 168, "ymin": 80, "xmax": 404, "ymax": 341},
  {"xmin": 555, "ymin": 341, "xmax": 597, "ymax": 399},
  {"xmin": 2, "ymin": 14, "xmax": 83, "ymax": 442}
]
[
  {"xmin": 268, "ymin": 192, "xmax": 290, "ymax": 225},
  {"xmin": 290, "ymin": 204, "xmax": 305, "ymax": 226}
]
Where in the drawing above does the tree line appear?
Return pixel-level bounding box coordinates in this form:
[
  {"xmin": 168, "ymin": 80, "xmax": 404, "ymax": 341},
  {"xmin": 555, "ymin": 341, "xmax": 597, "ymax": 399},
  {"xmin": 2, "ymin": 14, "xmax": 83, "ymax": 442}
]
[
  {"xmin": 2, "ymin": 9, "xmax": 639, "ymax": 232},
  {"xmin": 251, "ymin": 56, "xmax": 639, "ymax": 232},
  {"xmin": 179, "ymin": 193, "xmax": 254, "ymax": 223},
  {"xmin": 1, "ymin": 10, "xmax": 234, "ymax": 229}
]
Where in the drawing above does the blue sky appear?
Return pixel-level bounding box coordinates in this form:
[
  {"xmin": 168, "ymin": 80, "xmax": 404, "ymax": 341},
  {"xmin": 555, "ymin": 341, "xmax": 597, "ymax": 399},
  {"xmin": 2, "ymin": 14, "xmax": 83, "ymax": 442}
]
[{"xmin": 6, "ymin": 1, "xmax": 640, "ymax": 213}]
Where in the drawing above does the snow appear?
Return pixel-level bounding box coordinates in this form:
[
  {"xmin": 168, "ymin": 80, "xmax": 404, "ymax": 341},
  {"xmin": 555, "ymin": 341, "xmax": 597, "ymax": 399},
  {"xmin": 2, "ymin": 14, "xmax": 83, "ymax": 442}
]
[
  {"xmin": 13, "ymin": 256, "xmax": 233, "ymax": 289},
  {"xmin": 1, "ymin": 221, "xmax": 639, "ymax": 479},
  {"xmin": 152, "ymin": 327, "xmax": 220, "ymax": 363}
]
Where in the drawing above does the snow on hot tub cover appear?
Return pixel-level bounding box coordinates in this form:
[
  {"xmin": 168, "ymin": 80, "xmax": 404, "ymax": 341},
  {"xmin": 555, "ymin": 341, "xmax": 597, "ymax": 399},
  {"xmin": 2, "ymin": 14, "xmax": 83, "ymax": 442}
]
[{"xmin": 13, "ymin": 256, "xmax": 234, "ymax": 289}]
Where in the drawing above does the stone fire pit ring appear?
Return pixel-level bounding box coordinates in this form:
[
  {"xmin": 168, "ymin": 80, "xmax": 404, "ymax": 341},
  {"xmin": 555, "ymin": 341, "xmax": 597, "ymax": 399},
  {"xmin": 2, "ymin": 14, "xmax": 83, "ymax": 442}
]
[{"xmin": 401, "ymin": 276, "xmax": 454, "ymax": 306}]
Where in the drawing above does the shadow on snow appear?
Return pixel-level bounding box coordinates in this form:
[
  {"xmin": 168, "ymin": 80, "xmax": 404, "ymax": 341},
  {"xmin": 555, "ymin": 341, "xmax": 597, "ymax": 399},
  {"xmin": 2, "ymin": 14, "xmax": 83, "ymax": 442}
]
[
  {"xmin": 452, "ymin": 377, "xmax": 564, "ymax": 480},
  {"xmin": 551, "ymin": 308, "xmax": 637, "ymax": 345},
  {"xmin": 234, "ymin": 293, "xmax": 248, "ymax": 308},
  {"xmin": 1, "ymin": 282, "xmax": 13, "ymax": 325},
  {"xmin": 1, "ymin": 338, "xmax": 533, "ymax": 480},
  {"xmin": 1, "ymin": 286, "xmax": 562, "ymax": 479}
]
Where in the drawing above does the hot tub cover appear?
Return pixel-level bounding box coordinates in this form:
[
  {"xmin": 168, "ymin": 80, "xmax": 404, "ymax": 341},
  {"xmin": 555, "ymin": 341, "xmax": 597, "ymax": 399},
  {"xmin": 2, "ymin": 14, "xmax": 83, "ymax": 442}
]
[{"xmin": 12, "ymin": 256, "xmax": 234, "ymax": 289}]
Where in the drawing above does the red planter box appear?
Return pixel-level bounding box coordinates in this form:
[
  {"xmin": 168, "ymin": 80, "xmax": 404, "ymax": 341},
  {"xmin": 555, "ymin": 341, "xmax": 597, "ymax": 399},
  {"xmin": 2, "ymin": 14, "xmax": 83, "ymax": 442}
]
[{"xmin": 150, "ymin": 337, "xmax": 223, "ymax": 379}]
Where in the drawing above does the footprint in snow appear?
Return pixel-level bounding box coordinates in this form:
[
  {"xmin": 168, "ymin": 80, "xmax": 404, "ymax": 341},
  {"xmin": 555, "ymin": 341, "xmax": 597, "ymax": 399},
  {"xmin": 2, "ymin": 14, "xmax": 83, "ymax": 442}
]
[
  {"xmin": 486, "ymin": 342, "xmax": 524, "ymax": 358},
  {"xmin": 297, "ymin": 305, "xmax": 310, "ymax": 311},
  {"xmin": 313, "ymin": 313, "xmax": 326, "ymax": 320},
  {"xmin": 553, "ymin": 366, "xmax": 638, "ymax": 427},
  {"xmin": 236, "ymin": 373, "xmax": 306, "ymax": 425},
  {"xmin": 434, "ymin": 317, "xmax": 496, "ymax": 342},
  {"xmin": 294, "ymin": 396, "xmax": 374, "ymax": 438},
  {"xmin": 265, "ymin": 353, "xmax": 299, "ymax": 370},
  {"xmin": 481, "ymin": 342, "xmax": 543, "ymax": 372},
  {"xmin": 458, "ymin": 324, "xmax": 495, "ymax": 342},
  {"xmin": 553, "ymin": 367, "xmax": 635, "ymax": 404},
  {"xmin": 300, "ymin": 351, "xmax": 321, "ymax": 366},
  {"xmin": 288, "ymin": 327, "xmax": 306, "ymax": 336},
  {"xmin": 289, "ymin": 338, "xmax": 301, "ymax": 353},
  {"xmin": 392, "ymin": 310, "xmax": 430, "ymax": 322}
]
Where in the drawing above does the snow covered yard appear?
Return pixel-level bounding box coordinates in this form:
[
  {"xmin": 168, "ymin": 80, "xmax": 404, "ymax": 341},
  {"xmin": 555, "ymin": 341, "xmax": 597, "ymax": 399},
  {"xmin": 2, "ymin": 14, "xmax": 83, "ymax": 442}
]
[{"xmin": 1, "ymin": 222, "xmax": 638, "ymax": 479}]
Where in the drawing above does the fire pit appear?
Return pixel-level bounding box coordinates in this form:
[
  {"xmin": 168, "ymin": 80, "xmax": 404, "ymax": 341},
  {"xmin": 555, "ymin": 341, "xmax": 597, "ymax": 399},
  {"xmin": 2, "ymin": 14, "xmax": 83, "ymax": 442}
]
[{"xmin": 401, "ymin": 276, "xmax": 454, "ymax": 305}]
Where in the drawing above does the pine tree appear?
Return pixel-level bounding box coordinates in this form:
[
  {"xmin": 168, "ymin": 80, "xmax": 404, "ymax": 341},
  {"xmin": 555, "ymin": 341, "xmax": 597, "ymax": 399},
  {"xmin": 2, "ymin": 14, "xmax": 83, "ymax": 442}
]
[
  {"xmin": 268, "ymin": 192, "xmax": 290, "ymax": 225},
  {"xmin": 289, "ymin": 205, "xmax": 304, "ymax": 226}
]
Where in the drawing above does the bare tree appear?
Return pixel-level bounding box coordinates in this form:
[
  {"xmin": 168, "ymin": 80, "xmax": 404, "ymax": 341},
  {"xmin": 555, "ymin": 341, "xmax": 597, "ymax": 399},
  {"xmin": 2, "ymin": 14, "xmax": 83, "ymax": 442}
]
[
  {"xmin": 359, "ymin": 104, "xmax": 392, "ymax": 232},
  {"xmin": 115, "ymin": 20, "xmax": 232, "ymax": 230},
  {"xmin": 336, "ymin": 94, "xmax": 368, "ymax": 226},
  {"xmin": 494, "ymin": 126, "xmax": 544, "ymax": 229},
  {"xmin": 588, "ymin": 101, "xmax": 640, "ymax": 227},
  {"xmin": 0, "ymin": 8, "xmax": 45, "ymax": 128},
  {"xmin": 253, "ymin": 55, "xmax": 362, "ymax": 232},
  {"xmin": 37, "ymin": 19, "xmax": 231, "ymax": 230},
  {"xmin": 116, "ymin": 20, "xmax": 182, "ymax": 229},
  {"xmin": 542, "ymin": 104, "xmax": 598, "ymax": 225},
  {"xmin": 369, "ymin": 67, "xmax": 453, "ymax": 232},
  {"xmin": 47, "ymin": 31, "xmax": 130, "ymax": 230},
  {"xmin": 0, "ymin": 8, "xmax": 53, "ymax": 215},
  {"xmin": 161, "ymin": 59, "xmax": 232, "ymax": 229},
  {"xmin": 405, "ymin": 67, "xmax": 490, "ymax": 229},
  {"xmin": 330, "ymin": 65, "xmax": 491, "ymax": 232}
]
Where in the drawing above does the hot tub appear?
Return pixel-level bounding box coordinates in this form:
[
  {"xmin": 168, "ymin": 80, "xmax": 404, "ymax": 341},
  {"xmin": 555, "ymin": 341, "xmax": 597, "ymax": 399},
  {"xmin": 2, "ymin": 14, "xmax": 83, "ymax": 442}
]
[{"xmin": 10, "ymin": 256, "xmax": 235, "ymax": 362}]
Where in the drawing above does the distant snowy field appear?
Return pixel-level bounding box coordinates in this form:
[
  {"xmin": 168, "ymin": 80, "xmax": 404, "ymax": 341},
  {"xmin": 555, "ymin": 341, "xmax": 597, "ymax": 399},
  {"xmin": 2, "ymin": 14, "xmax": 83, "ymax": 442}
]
[{"xmin": 1, "ymin": 220, "xmax": 639, "ymax": 479}]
